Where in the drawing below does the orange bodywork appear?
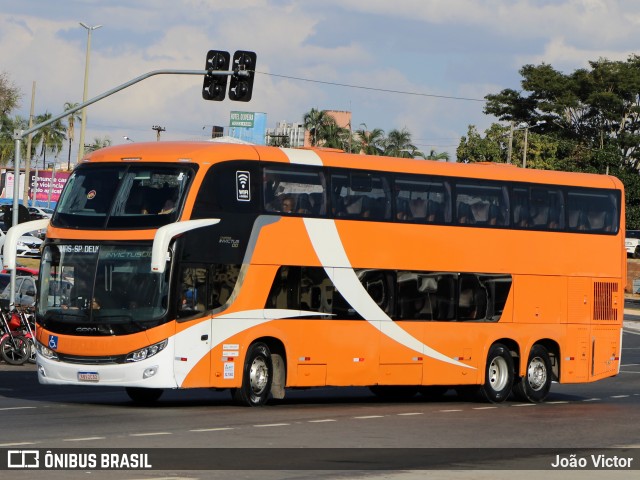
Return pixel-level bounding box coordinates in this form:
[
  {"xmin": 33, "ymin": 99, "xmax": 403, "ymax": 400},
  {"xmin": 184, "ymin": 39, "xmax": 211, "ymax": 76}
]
[{"xmin": 37, "ymin": 142, "xmax": 625, "ymax": 391}]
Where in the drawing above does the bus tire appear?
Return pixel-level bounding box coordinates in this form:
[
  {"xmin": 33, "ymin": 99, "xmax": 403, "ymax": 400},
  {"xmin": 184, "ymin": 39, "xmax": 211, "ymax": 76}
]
[
  {"xmin": 513, "ymin": 345, "xmax": 552, "ymax": 403},
  {"xmin": 479, "ymin": 343, "xmax": 514, "ymax": 403},
  {"xmin": 233, "ymin": 342, "xmax": 273, "ymax": 406},
  {"xmin": 125, "ymin": 387, "xmax": 163, "ymax": 404}
]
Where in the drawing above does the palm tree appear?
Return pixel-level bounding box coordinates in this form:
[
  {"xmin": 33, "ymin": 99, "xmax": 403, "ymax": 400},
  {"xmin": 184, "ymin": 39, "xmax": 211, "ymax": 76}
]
[
  {"xmin": 0, "ymin": 115, "xmax": 28, "ymax": 166},
  {"xmin": 354, "ymin": 124, "xmax": 385, "ymax": 155},
  {"xmin": 63, "ymin": 102, "xmax": 81, "ymax": 170},
  {"xmin": 303, "ymin": 108, "xmax": 334, "ymax": 147},
  {"xmin": 85, "ymin": 136, "xmax": 112, "ymax": 153},
  {"xmin": 426, "ymin": 149, "xmax": 450, "ymax": 161},
  {"xmin": 384, "ymin": 128, "xmax": 424, "ymax": 158},
  {"xmin": 32, "ymin": 112, "xmax": 66, "ymax": 169}
]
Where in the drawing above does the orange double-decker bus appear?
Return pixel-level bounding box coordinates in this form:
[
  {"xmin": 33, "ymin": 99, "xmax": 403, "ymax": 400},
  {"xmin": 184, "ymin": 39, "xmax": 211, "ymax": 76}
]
[{"xmin": 15, "ymin": 142, "xmax": 624, "ymax": 405}]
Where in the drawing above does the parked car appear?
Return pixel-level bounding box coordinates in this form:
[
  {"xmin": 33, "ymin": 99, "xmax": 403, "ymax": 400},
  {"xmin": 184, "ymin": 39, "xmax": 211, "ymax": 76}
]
[
  {"xmin": 0, "ymin": 273, "xmax": 37, "ymax": 308},
  {"xmin": 0, "ymin": 222, "xmax": 43, "ymax": 258},
  {"xmin": 626, "ymin": 230, "xmax": 640, "ymax": 258},
  {"xmin": 28, "ymin": 206, "xmax": 54, "ymax": 219}
]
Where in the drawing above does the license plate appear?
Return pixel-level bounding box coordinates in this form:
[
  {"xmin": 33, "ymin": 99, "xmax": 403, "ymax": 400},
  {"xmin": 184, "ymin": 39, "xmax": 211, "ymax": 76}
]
[{"xmin": 77, "ymin": 371, "xmax": 99, "ymax": 382}]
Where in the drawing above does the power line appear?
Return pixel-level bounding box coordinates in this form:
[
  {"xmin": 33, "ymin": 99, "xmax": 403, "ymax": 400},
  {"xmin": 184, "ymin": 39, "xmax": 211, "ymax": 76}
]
[{"xmin": 258, "ymin": 72, "xmax": 486, "ymax": 103}]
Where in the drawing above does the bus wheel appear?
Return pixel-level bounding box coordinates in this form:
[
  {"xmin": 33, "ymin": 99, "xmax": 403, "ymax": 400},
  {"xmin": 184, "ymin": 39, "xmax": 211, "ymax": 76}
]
[
  {"xmin": 125, "ymin": 387, "xmax": 163, "ymax": 404},
  {"xmin": 479, "ymin": 343, "xmax": 514, "ymax": 403},
  {"xmin": 233, "ymin": 342, "xmax": 273, "ymax": 406},
  {"xmin": 513, "ymin": 345, "xmax": 552, "ymax": 403}
]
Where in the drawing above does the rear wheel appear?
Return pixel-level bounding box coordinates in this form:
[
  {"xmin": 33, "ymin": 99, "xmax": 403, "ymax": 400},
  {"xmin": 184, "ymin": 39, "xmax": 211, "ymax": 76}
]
[
  {"xmin": 233, "ymin": 342, "xmax": 273, "ymax": 406},
  {"xmin": 513, "ymin": 345, "xmax": 552, "ymax": 403},
  {"xmin": 125, "ymin": 387, "xmax": 163, "ymax": 404},
  {"xmin": 479, "ymin": 343, "xmax": 514, "ymax": 403},
  {"xmin": 0, "ymin": 335, "xmax": 30, "ymax": 365}
]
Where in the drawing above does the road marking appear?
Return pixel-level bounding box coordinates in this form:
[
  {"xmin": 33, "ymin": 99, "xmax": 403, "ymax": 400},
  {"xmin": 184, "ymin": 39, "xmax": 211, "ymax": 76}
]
[
  {"xmin": 354, "ymin": 415, "xmax": 384, "ymax": 419},
  {"xmin": 440, "ymin": 409, "xmax": 463, "ymax": 412},
  {"xmin": 0, "ymin": 442, "xmax": 37, "ymax": 447},
  {"xmin": 253, "ymin": 423, "xmax": 290, "ymax": 427},
  {"xmin": 583, "ymin": 398, "xmax": 601, "ymax": 402},
  {"xmin": 129, "ymin": 432, "xmax": 172, "ymax": 437},
  {"xmin": 512, "ymin": 403, "xmax": 536, "ymax": 407},
  {"xmin": 0, "ymin": 406, "xmax": 37, "ymax": 411},
  {"xmin": 190, "ymin": 427, "xmax": 234, "ymax": 432},
  {"xmin": 611, "ymin": 395, "xmax": 629, "ymax": 399},
  {"xmin": 473, "ymin": 406, "xmax": 498, "ymax": 410},
  {"xmin": 397, "ymin": 412, "xmax": 423, "ymax": 416},
  {"xmin": 63, "ymin": 437, "xmax": 105, "ymax": 442},
  {"xmin": 308, "ymin": 419, "xmax": 337, "ymax": 423},
  {"xmin": 547, "ymin": 401, "xmax": 569, "ymax": 404}
]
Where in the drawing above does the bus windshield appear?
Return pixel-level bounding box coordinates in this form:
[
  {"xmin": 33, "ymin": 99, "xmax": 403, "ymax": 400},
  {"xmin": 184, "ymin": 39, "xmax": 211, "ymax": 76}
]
[
  {"xmin": 53, "ymin": 164, "xmax": 194, "ymax": 229},
  {"xmin": 38, "ymin": 244, "xmax": 169, "ymax": 333}
]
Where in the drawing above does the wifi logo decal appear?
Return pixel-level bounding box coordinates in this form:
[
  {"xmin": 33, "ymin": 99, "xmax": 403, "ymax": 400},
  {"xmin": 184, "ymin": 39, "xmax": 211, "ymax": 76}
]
[{"xmin": 236, "ymin": 171, "xmax": 251, "ymax": 201}]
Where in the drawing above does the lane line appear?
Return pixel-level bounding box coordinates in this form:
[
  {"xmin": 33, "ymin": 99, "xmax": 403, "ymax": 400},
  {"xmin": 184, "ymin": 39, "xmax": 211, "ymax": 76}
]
[
  {"xmin": 397, "ymin": 413, "xmax": 423, "ymax": 416},
  {"xmin": 190, "ymin": 427, "xmax": 234, "ymax": 432},
  {"xmin": 0, "ymin": 442, "xmax": 37, "ymax": 447},
  {"xmin": 440, "ymin": 409, "xmax": 463, "ymax": 412},
  {"xmin": 0, "ymin": 406, "xmax": 37, "ymax": 411},
  {"xmin": 354, "ymin": 415, "xmax": 384, "ymax": 419},
  {"xmin": 253, "ymin": 423, "xmax": 290, "ymax": 427},
  {"xmin": 63, "ymin": 437, "xmax": 105, "ymax": 442},
  {"xmin": 308, "ymin": 419, "xmax": 337, "ymax": 423},
  {"xmin": 129, "ymin": 432, "xmax": 172, "ymax": 437}
]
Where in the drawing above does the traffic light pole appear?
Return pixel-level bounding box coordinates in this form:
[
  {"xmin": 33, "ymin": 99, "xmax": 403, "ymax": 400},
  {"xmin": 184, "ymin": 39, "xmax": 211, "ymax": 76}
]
[{"xmin": 7, "ymin": 67, "xmax": 243, "ymax": 308}]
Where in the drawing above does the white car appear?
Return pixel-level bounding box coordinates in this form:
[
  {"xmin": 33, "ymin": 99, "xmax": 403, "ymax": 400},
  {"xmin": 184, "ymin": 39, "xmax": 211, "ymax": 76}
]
[
  {"xmin": 0, "ymin": 228, "xmax": 43, "ymax": 258},
  {"xmin": 28, "ymin": 206, "xmax": 54, "ymax": 218},
  {"xmin": 626, "ymin": 230, "xmax": 640, "ymax": 258}
]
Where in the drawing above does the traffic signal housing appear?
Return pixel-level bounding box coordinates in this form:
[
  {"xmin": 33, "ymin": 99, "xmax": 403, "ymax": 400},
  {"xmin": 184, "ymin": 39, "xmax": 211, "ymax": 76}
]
[
  {"xmin": 228, "ymin": 51, "xmax": 257, "ymax": 102},
  {"xmin": 202, "ymin": 50, "xmax": 230, "ymax": 101}
]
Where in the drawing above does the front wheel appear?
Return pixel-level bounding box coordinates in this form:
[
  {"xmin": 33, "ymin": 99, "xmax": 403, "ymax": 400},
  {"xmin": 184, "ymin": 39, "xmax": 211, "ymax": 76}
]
[
  {"xmin": 125, "ymin": 387, "xmax": 163, "ymax": 404},
  {"xmin": 513, "ymin": 345, "xmax": 552, "ymax": 402},
  {"xmin": 479, "ymin": 343, "xmax": 514, "ymax": 403},
  {"xmin": 233, "ymin": 342, "xmax": 273, "ymax": 406},
  {"xmin": 0, "ymin": 334, "xmax": 30, "ymax": 365}
]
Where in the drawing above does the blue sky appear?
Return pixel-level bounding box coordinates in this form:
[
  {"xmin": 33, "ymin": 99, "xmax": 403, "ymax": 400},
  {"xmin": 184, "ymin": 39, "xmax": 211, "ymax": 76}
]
[{"xmin": 1, "ymin": 0, "xmax": 639, "ymax": 163}]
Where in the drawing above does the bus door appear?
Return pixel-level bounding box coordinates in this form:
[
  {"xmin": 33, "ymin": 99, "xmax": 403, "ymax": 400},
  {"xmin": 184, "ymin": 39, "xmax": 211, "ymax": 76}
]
[{"xmin": 173, "ymin": 265, "xmax": 211, "ymax": 388}]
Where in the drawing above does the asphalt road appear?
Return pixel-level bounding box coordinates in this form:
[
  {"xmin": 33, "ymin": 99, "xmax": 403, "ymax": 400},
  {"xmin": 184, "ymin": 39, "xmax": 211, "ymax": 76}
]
[{"xmin": 1, "ymin": 318, "xmax": 639, "ymax": 480}]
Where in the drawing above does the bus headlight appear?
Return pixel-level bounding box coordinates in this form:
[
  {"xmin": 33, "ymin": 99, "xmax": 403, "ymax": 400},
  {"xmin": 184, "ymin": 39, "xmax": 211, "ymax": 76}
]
[
  {"xmin": 36, "ymin": 341, "xmax": 59, "ymax": 361},
  {"xmin": 126, "ymin": 339, "xmax": 168, "ymax": 362}
]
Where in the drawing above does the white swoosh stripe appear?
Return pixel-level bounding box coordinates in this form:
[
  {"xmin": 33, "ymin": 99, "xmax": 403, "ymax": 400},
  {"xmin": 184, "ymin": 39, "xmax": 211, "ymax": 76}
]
[
  {"xmin": 280, "ymin": 148, "xmax": 323, "ymax": 166},
  {"xmin": 303, "ymin": 217, "xmax": 473, "ymax": 369}
]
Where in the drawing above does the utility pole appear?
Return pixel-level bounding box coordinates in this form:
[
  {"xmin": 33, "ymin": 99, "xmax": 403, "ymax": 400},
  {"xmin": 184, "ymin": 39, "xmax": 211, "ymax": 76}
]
[
  {"xmin": 152, "ymin": 125, "xmax": 166, "ymax": 141},
  {"xmin": 23, "ymin": 81, "xmax": 36, "ymax": 207}
]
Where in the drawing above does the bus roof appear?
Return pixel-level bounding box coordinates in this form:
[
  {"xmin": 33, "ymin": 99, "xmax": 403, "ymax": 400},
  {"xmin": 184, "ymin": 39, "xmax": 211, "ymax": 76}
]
[{"xmin": 83, "ymin": 142, "xmax": 622, "ymax": 191}]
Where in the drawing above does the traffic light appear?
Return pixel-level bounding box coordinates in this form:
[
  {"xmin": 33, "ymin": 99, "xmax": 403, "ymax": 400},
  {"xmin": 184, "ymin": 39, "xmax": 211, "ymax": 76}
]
[
  {"xmin": 228, "ymin": 51, "xmax": 257, "ymax": 102},
  {"xmin": 202, "ymin": 50, "xmax": 230, "ymax": 101}
]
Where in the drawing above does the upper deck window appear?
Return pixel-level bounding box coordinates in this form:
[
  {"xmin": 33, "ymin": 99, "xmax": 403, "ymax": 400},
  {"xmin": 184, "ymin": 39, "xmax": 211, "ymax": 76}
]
[{"xmin": 53, "ymin": 164, "xmax": 194, "ymax": 229}]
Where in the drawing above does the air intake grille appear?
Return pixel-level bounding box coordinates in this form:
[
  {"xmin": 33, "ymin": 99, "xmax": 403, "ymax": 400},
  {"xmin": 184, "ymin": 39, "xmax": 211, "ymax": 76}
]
[{"xmin": 593, "ymin": 282, "xmax": 618, "ymax": 321}]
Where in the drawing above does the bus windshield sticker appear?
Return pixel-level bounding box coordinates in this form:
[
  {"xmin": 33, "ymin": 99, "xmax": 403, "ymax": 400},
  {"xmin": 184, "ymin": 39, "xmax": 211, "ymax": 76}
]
[{"xmin": 236, "ymin": 171, "xmax": 251, "ymax": 201}]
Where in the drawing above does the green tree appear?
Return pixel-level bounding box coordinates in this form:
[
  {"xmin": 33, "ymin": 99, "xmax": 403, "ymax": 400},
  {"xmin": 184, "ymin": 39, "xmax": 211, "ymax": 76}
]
[
  {"xmin": 302, "ymin": 108, "xmax": 334, "ymax": 147},
  {"xmin": 63, "ymin": 102, "xmax": 81, "ymax": 170},
  {"xmin": 384, "ymin": 128, "xmax": 423, "ymax": 158},
  {"xmin": 426, "ymin": 149, "xmax": 450, "ymax": 161},
  {"xmin": 0, "ymin": 71, "xmax": 21, "ymax": 116},
  {"xmin": 85, "ymin": 136, "xmax": 112, "ymax": 152},
  {"xmin": 0, "ymin": 115, "xmax": 27, "ymax": 166},
  {"xmin": 354, "ymin": 124, "xmax": 385, "ymax": 155},
  {"xmin": 32, "ymin": 112, "xmax": 66, "ymax": 169}
]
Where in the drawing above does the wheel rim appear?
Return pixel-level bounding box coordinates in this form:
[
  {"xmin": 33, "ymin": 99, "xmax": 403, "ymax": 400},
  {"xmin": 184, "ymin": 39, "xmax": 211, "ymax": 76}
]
[
  {"xmin": 488, "ymin": 356, "xmax": 509, "ymax": 391},
  {"xmin": 249, "ymin": 356, "xmax": 269, "ymax": 396},
  {"xmin": 527, "ymin": 356, "xmax": 548, "ymax": 391}
]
